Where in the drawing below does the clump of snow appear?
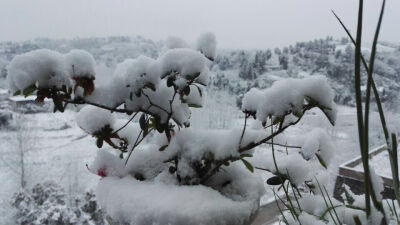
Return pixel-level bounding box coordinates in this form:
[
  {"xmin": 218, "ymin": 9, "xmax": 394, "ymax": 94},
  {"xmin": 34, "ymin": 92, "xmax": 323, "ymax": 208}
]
[
  {"xmin": 76, "ymin": 105, "xmax": 116, "ymax": 134},
  {"xmin": 7, "ymin": 49, "xmax": 98, "ymax": 96},
  {"xmin": 84, "ymin": 79, "xmax": 126, "ymax": 108},
  {"xmin": 84, "ymin": 59, "xmax": 130, "ymax": 107},
  {"xmin": 159, "ymin": 48, "xmax": 207, "ymax": 80},
  {"xmin": 165, "ymin": 36, "xmax": 188, "ymax": 49},
  {"xmin": 301, "ymin": 128, "xmax": 334, "ymax": 166},
  {"xmin": 112, "ymin": 120, "xmax": 142, "ymax": 145},
  {"xmin": 85, "ymin": 48, "xmax": 210, "ymax": 126},
  {"xmin": 165, "ymin": 128, "xmax": 243, "ymax": 161},
  {"xmin": 64, "ymin": 49, "xmax": 96, "ymax": 78},
  {"xmin": 97, "ymin": 173, "xmax": 260, "ymax": 225},
  {"xmin": 242, "ymin": 75, "xmax": 336, "ymax": 125},
  {"xmin": 184, "ymin": 85, "xmax": 204, "ymax": 106},
  {"xmin": 206, "ymin": 161, "xmax": 265, "ymax": 202},
  {"xmin": 251, "ymin": 148, "xmax": 325, "ymax": 186},
  {"xmin": 122, "ymin": 56, "xmax": 159, "ymax": 95},
  {"xmin": 163, "ymin": 127, "xmax": 269, "ymax": 164},
  {"xmin": 125, "ymin": 144, "xmax": 168, "ymax": 181},
  {"xmin": 196, "ymin": 32, "xmax": 217, "ymax": 60},
  {"xmin": 7, "ymin": 49, "xmax": 70, "ymax": 92},
  {"xmin": 89, "ymin": 150, "xmax": 127, "ymax": 178},
  {"xmin": 124, "ymin": 81, "xmax": 191, "ymax": 125},
  {"xmin": 284, "ymin": 212, "xmax": 327, "ymax": 225}
]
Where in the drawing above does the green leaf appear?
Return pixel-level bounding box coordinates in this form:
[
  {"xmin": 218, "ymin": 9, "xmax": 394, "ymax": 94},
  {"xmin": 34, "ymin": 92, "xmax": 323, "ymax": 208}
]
[
  {"xmin": 240, "ymin": 153, "xmax": 252, "ymax": 158},
  {"xmin": 267, "ymin": 176, "xmax": 284, "ymax": 186},
  {"xmin": 195, "ymin": 85, "xmax": 202, "ymax": 97},
  {"xmin": 158, "ymin": 145, "xmax": 168, "ymax": 152},
  {"xmin": 139, "ymin": 114, "xmax": 146, "ymax": 130},
  {"xmin": 292, "ymin": 110, "xmax": 303, "ymax": 118},
  {"xmin": 181, "ymin": 97, "xmax": 187, "ymax": 103},
  {"xmin": 153, "ymin": 118, "xmax": 164, "ymax": 133},
  {"xmin": 315, "ymin": 153, "xmax": 327, "ymax": 169},
  {"xmin": 52, "ymin": 97, "xmax": 64, "ymax": 113},
  {"xmin": 13, "ymin": 90, "xmax": 21, "ymax": 96},
  {"xmin": 183, "ymin": 86, "xmax": 190, "ymax": 96},
  {"xmin": 188, "ymin": 104, "xmax": 202, "ymax": 108},
  {"xmin": 241, "ymin": 159, "xmax": 254, "ymax": 173},
  {"xmin": 272, "ymin": 116, "xmax": 284, "ymax": 125},
  {"xmin": 167, "ymin": 76, "xmax": 175, "ymax": 87},
  {"xmin": 353, "ymin": 215, "xmax": 362, "ymax": 225},
  {"xmin": 23, "ymin": 84, "xmax": 37, "ymax": 97},
  {"xmin": 96, "ymin": 138, "xmax": 104, "ymax": 148},
  {"xmin": 144, "ymin": 83, "xmax": 156, "ymax": 91}
]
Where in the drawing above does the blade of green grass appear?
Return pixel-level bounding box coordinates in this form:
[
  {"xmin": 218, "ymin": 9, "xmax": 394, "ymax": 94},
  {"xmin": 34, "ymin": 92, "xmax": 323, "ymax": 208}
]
[
  {"xmin": 363, "ymin": 1, "xmax": 387, "ymax": 219},
  {"xmin": 331, "ymin": 11, "xmax": 389, "ymax": 143},
  {"xmin": 353, "ymin": 0, "xmax": 372, "ymax": 217}
]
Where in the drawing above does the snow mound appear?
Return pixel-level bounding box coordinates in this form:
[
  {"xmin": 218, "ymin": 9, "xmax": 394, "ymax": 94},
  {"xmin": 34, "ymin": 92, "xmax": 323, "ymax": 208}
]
[
  {"xmin": 65, "ymin": 49, "xmax": 96, "ymax": 78},
  {"xmin": 97, "ymin": 169, "xmax": 261, "ymax": 225},
  {"xmin": 7, "ymin": 49, "xmax": 70, "ymax": 92},
  {"xmin": 301, "ymin": 128, "xmax": 334, "ymax": 166},
  {"xmin": 76, "ymin": 105, "xmax": 116, "ymax": 134}
]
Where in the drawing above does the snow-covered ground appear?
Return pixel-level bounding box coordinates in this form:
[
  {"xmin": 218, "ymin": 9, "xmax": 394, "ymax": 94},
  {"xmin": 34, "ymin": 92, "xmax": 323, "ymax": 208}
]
[
  {"xmin": 0, "ymin": 110, "xmax": 100, "ymax": 224},
  {"xmin": 0, "ymin": 90, "xmax": 399, "ymax": 224}
]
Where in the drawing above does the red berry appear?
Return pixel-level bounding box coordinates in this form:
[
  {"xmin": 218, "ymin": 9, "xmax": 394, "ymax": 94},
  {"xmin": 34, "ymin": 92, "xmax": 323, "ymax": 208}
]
[{"xmin": 97, "ymin": 168, "xmax": 106, "ymax": 177}]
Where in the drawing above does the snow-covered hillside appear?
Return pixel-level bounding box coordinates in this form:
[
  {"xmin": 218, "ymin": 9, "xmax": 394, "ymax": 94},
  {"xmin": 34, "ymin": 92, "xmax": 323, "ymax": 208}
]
[{"xmin": 1, "ymin": 36, "xmax": 400, "ymax": 110}]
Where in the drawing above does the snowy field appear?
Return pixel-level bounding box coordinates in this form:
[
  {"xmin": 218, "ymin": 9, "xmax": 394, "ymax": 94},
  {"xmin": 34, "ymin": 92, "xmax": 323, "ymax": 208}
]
[{"xmin": 1, "ymin": 86, "xmax": 398, "ymax": 224}]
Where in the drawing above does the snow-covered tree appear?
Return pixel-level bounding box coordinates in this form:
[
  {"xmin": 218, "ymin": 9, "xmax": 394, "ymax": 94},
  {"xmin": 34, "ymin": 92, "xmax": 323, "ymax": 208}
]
[
  {"xmin": 5, "ymin": 33, "xmax": 343, "ymax": 225},
  {"xmin": 0, "ymin": 114, "xmax": 37, "ymax": 189}
]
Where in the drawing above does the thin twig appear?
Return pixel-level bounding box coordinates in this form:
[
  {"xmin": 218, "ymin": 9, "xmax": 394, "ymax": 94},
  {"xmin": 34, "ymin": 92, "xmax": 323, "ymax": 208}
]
[
  {"xmin": 239, "ymin": 113, "xmax": 249, "ymax": 147},
  {"xmin": 112, "ymin": 112, "xmax": 139, "ymax": 135}
]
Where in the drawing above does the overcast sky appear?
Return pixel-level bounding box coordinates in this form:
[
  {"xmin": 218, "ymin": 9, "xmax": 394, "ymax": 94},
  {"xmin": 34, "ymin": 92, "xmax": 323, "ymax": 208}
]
[{"xmin": 0, "ymin": 0, "xmax": 399, "ymax": 49}]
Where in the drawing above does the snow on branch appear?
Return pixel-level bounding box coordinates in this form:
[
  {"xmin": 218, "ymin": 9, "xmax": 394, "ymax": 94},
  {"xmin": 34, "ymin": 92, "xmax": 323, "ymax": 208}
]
[{"xmin": 242, "ymin": 75, "xmax": 337, "ymax": 126}]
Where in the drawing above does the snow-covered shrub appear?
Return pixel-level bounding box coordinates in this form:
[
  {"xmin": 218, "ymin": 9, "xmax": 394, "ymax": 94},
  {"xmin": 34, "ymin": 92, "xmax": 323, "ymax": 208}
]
[
  {"xmin": 6, "ymin": 33, "xmax": 340, "ymax": 225},
  {"xmin": 11, "ymin": 182, "xmax": 105, "ymax": 225}
]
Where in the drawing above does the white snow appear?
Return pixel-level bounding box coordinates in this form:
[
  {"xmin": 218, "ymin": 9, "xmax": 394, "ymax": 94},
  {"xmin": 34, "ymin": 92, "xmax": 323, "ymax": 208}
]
[
  {"xmin": 369, "ymin": 166, "xmax": 384, "ymax": 201},
  {"xmin": 301, "ymin": 128, "xmax": 334, "ymax": 166},
  {"xmin": 242, "ymin": 76, "xmax": 336, "ymax": 125},
  {"xmin": 96, "ymin": 176, "xmax": 260, "ymax": 225},
  {"xmin": 89, "ymin": 150, "xmax": 127, "ymax": 177},
  {"xmin": 159, "ymin": 48, "xmax": 207, "ymax": 79},
  {"xmin": 165, "ymin": 36, "xmax": 188, "ymax": 50},
  {"xmin": 122, "ymin": 56, "xmax": 159, "ymax": 95},
  {"xmin": 7, "ymin": 49, "xmax": 70, "ymax": 92},
  {"xmin": 196, "ymin": 32, "xmax": 217, "ymax": 60},
  {"xmin": 65, "ymin": 49, "xmax": 96, "ymax": 78},
  {"xmin": 75, "ymin": 105, "xmax": 116, "ymax": 134},
  {"xmin": 112, "ymin": 120, "xmax": 142, "ymax": 146}
]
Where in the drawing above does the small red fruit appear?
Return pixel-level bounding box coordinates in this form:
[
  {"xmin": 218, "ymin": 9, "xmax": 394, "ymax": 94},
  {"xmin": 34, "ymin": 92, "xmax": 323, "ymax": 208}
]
[{"xmin": 97, "ymin": 168, "xmax": 106, "ymax": 177}]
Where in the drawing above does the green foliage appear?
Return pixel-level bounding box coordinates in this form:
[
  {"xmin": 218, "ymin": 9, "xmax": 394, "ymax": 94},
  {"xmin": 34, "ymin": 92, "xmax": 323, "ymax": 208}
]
[
  {"xmin": 158, "ymin": 145, "xmax": 168, "ymax": 152},
  {"xmin": 241, "ymin": 158, "xmax": 254, "ymax": 173}
]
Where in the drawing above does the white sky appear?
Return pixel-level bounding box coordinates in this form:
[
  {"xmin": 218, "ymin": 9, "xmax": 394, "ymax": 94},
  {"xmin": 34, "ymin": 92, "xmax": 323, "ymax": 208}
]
[{"xmin": 0, "ymin": 0, "xmax": 399, "ymax": 49}]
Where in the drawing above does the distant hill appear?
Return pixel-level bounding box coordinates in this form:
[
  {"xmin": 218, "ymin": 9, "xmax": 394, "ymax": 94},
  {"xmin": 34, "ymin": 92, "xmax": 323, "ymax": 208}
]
[
  {"xmin": 0, "ymin": 36, "xmax": 399, "ymax": 110},
  {"xmin": 211, "ymin": 37, "xmax": 400, "ymax": 110}
]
